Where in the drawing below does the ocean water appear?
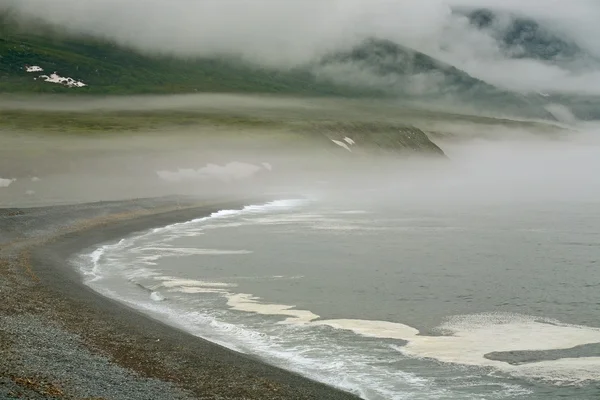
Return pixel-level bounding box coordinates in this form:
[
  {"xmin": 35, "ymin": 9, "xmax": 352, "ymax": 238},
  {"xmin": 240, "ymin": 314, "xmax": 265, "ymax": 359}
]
[{"xmin": 78, "ymin": 198, "xmax": 600, "ymax": 400}]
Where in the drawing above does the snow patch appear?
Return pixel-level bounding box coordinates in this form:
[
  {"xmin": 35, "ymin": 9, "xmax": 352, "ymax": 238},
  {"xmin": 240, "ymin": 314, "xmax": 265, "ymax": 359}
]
[
  {"xmin": 39, "ymin": 72, "xmax": 87, "ymax": 88},
  {"xmin": 25, "ymin": 65, "xmax": 43, "ymax": 73},
  {"xmin": 344, "ymin": 136, "xmax": 355, "ymax": 145},
  {"xmin": 331, "ymin": 139, "xmax": 352, "ymax": 152}
]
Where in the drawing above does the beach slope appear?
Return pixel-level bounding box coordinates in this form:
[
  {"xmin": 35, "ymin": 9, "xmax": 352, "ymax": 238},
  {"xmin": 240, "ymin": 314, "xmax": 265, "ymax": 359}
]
[{"xmin": 0, "ymin": 197, "xmax": 360, "ymax": 400}]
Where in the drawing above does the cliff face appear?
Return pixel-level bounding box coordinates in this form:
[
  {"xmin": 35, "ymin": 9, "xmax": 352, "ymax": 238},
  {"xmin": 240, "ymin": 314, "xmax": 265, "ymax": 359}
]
[{"xmin": 309, "ymin": 122, "xmax": 446, "ymax": 157}]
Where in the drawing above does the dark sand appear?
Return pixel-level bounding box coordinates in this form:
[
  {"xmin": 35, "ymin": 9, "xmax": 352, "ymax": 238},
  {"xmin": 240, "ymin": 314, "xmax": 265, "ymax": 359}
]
[{"xmin": 0, "ymin": 197, "xmax": 360, "ymax": 400}]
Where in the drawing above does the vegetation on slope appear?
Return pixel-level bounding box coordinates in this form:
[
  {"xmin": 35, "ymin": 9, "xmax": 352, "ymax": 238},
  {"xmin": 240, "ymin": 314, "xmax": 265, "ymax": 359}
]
[
  {"xmin": 0, "ymin": 9, "xmax": 553, "ymax": 119},
  {"xmin": 0, "ymin": 11, "xmax": 378, "ymax": 96}
]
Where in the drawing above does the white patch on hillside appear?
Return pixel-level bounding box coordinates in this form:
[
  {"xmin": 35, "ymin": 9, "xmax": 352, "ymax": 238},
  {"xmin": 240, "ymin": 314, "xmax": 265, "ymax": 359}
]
[
  {"xmin": 331, "ymin": 139, "xmax": 352, "ymax": 152},
  {"xmin": 344, "ymin": 136, "xmax": 355, "ymax": 145},
  {"xmin": 38, "ymin": 72, "xmax": 87, "ymax": 88},
  {"xmin": 25, "ymin": 65, "xmax": 43, "ymax": 72},
  {"xmin": 0, "ymin": 178, "xmax": 15, "ymax": 188}
]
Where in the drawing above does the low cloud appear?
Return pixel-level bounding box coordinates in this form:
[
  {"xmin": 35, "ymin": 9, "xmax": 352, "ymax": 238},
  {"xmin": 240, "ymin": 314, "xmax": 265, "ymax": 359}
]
[
  {"xmin": 0, "ymin": 178, "xmax": 15, "ymax": 188},
  {"xmin": 5, "ymin": 0, "xmax": 600, "ymax": 94}
]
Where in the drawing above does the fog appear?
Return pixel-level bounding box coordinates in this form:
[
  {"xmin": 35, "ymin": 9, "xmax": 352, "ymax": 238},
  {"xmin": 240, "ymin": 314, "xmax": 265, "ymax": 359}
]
[
  {"xmin": 5, "ymin": 0, "xmax": 600, "ymax": 95},
  {"xmin": 1, "ymin": 96, "xmax": 598, "ymax": 210}
]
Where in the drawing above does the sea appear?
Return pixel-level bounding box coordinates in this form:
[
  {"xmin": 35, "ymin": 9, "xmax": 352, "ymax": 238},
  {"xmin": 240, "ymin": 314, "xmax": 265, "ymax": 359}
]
[{"xmin": 76, "ymin": 134, "xmax": 600, "ymax": 400}]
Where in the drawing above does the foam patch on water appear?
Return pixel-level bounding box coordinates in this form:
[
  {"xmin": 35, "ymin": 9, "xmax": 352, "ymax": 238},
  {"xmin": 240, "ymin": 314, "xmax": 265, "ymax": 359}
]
[
  {"xmin": 199, "ymin": 288, "xmax": 600, "ymax": 385},
  {"xmin": 77, "ymin": 198, "xmax": 306, "ymax": 281},
  {"xmin": 131, "ymin": 246, "xmax": 251, "ymax": 265},
  {"xmin": 174, "ymin": 287, "xmax": 228, "ymax": 294},
  {"xmin": 323, "ymin": 313, "xmax": 600, "ymax": 384},
  {"xmin": 150, "ymin": 291, "xmax": 165, "ymax": 301},
  {"xmin": 156, "ymin": 277, "xmax": 237, "ymax": 289},
  {"xmin": 227, "ymin": 293, "xmax": 320, "ymax": 324},
  {"xmin": 313, "ymin": 319, "xmax": 419, "ymax": 340}
]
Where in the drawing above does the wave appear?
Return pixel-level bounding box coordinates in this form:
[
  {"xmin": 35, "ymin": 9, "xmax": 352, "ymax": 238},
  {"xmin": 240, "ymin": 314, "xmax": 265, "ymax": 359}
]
[
  {"xmin": 159, "ymin": 272, "xmax": 600, "ymax": 386},
  {"xmin": 75, "ymin": 198, "xmax": 600, "ymax": 399},
  {"xmin": 77, "ymin": 198, "xmax": 308, "ymax": 282}
]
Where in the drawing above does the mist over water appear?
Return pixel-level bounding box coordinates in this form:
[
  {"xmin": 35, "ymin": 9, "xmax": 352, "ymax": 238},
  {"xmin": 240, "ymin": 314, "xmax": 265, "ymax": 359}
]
[
  {"xmin": 4, "ymin": 0, "xmax": 600, "ymax": 396},
  {"xmin": 73, "ymin": 120, "xmax": 600, "ymax": 399},
  {"xmin": 308, "ymin": 123, "xmax": 600, "ymax": 208}
]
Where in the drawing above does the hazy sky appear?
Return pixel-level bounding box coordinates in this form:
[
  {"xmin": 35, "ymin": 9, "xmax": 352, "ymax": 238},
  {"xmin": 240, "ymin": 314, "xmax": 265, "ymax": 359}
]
[{"xmin": 6, "ymin": 0, "xmax": 600, "ymax": 95}]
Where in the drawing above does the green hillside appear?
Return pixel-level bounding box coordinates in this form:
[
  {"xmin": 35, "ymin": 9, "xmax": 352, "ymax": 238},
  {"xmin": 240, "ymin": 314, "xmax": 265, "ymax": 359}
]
[
  {"xmin": 0, "ymin": 35, "xmax": 378, "ymax": 96},
  {"xmin": 0, "ymin": 11, "xmax": 377, "ymax": 96},
  {"xmin": 0, "ymin": 10, "xmax": 554, "ymax": 119}
]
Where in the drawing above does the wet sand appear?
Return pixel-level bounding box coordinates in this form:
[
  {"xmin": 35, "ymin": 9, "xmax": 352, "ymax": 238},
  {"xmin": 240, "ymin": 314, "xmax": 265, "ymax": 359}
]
[{"xmin": 0, "ymin": 197, "xmax": 359, "ymax": 400}]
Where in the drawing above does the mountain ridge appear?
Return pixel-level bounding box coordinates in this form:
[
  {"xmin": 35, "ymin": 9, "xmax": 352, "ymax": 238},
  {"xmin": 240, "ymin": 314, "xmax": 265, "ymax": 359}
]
[{"xmin": 0, "ymin": 10, "xmax": 557, "ymax": 120}]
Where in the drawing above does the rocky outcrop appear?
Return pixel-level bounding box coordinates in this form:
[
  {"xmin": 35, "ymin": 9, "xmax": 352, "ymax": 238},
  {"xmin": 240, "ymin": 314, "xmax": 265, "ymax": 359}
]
[{"xmin": 310, "ymin": 122, "xmax": 446, "ymax": 157}]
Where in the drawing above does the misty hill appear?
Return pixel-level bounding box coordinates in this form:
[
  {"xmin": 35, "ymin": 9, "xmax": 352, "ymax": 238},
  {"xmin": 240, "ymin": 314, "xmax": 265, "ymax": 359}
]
[
  {"xmin": 459, "ymin": 8, "xmax": 591, "ymax": 63},
  {"xmin": 454, "ymin": 7, "xmax": 600, "ymax": 120},
  {"xmin": 0, "ymin": 10, "xmax": 376, "ymax": 97},
  {"xmin": 317, "ymin": 38, "xmax": 549, "ymax": 118},
  {"xmin": 0, "ymin": 33, "xmax": 371, "ymax": 97},
  {"xmin": 0, "ymin": 11, "xmax": 552, "ymax": 120}
]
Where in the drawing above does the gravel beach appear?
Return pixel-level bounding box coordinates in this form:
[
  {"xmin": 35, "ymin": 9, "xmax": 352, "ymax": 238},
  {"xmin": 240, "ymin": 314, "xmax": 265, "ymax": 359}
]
[{"xmin": 0, "ymin": 197, "xmax": 360, "ymax": 400}]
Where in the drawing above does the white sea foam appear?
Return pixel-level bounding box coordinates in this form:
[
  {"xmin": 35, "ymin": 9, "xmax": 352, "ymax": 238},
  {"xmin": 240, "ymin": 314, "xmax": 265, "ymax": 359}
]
[
  {"xmin": 78, "ymin": 199, "xmax": 306, "ymax": 278},
  {"xmin": 135, "ymin": 246, "xmax": 251, "ymax": 257},
  {"xmin": 150, "ymin": 291, "xmax": 166, "ymax": 301},
  {"xmin": 192, "ymin": 285, "xmax": 600, "ymax": 385},
  {"xmin": 326, "ymin": 313, "xmax": 600, "ymax": 384},
  {"xmin": 156, "ymin": 277, "xmax": 237, "ymax": 289},
  {"xmin": 174, "ymin": 287, "xmax": 228, "ymax": 294},
  {"xmin": 313, "ymin": 319, "xmax": 419, "ymax": 340},
  {"xmin": 227, "ymin": 293, "xmax": 320, "ymax": 324},
  {"xmin": 78, "ymin": 198, "xmax": 600, "ymax": 388},
  {"xmin": 81, "ymin": 247, "xmax": 107, "ymax": 282}
]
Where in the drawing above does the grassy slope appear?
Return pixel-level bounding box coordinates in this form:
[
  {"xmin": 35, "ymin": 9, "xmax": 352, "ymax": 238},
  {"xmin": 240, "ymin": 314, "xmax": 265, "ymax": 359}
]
[
  {"xmin": 0, "ymin": 21, "xmax": 377, "ymax": 96},
  {"xmin": 0, "ymin": 11, "xmax": 555, "ymax": 120}
]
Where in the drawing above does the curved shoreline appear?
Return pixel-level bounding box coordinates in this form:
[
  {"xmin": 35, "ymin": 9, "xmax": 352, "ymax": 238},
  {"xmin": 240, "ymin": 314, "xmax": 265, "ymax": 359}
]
[{"xmin": 1, "ymin": 198, "xmax": 359, "ymax": 400}]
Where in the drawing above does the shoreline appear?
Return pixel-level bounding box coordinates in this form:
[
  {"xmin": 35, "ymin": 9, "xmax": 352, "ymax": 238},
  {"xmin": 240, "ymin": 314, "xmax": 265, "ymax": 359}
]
[{"xmin": 0, "ymin": 197, "xmax": 360, "ymax": 400}]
